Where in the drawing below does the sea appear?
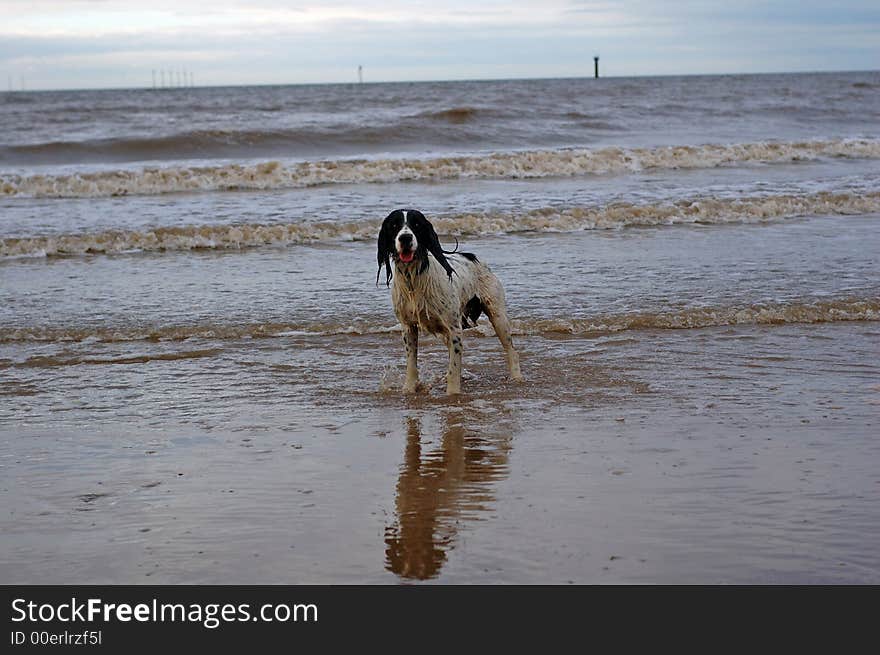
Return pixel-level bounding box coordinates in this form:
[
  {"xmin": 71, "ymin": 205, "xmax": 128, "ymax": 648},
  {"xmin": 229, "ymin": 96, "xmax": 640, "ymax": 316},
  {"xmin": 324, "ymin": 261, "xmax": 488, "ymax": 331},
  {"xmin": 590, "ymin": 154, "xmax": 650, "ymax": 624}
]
[{"xmin": 1, "ymin": 72, "xmax": 879, "ymax": 583}]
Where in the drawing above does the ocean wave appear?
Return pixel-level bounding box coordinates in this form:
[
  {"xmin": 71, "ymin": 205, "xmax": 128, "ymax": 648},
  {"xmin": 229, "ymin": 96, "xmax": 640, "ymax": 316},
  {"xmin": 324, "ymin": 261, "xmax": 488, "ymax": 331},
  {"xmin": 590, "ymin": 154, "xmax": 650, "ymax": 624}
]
[
  {"xmin": 3, "ymin": 190, "xmax": 878, "ymax": 258},
  {"xmin": 0, "ymin": 118, "xmax": 490, "ymax": 166},
  {"xmin": 417, "ymin": 106, "xmax": 482, "ymax": 123},
  {"xmin": 11, "ymin": 348, "xmax": 225, "ymax": 368},
  {"xmin": 0, "ymin": 129, "xmax": 303, "ymax": 166},
  {"xmin": 3, "ymin": 138, "xmax": 879, "ymax": 199},
  {"xmin": 0, "ymin": 322, "xmax": 395, "ymax": 345},
  {"xmin": 2, "ymin": 298, "xmax": 877, "ymax": 346},
  {"xmin": 504, "ymin": 298, "xmax": 880, "ymax": 335}
]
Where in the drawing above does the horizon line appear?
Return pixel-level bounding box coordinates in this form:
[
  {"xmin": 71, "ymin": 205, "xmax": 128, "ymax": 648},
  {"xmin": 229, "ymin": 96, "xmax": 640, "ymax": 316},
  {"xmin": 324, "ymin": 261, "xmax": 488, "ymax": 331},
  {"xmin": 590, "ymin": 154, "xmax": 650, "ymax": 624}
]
[{"xmin": 3, "ymin": 67, "xmax": 878, "ymax": 94}]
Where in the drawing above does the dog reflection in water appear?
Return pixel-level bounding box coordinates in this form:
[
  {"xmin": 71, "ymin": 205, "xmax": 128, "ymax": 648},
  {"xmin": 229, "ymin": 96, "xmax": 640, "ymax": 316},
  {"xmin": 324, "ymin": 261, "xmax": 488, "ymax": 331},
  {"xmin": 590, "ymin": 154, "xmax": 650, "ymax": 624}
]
[{"xmin": 384, "ymin": 414, "xmax": 510, "ymax": 580}]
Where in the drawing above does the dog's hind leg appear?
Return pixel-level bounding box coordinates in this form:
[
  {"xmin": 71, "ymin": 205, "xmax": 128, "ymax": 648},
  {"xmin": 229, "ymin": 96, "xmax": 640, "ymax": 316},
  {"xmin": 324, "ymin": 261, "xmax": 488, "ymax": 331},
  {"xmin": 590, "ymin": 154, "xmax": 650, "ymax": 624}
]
[
  {"xmin": 484, "ymin": 302, "xmax": 524, "ymax": 382},
  {"xmin": 402, "ymin": 324, "xmax": 420, "ymax": 393},
  {"xmin": 444, "ymin": 329, "xmax": 463, "ymax": 395}
]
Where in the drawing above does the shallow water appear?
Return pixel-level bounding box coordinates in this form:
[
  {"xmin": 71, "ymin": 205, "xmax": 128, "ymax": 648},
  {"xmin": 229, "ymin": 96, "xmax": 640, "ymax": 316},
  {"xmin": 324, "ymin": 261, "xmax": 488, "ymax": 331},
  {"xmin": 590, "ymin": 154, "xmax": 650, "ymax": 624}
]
[
  {"xmin": 1, "ymin": 72, "xmax": 879, "ymax": 583},
  {"xmin": 2, "ymin": 322, "xmax": 878, "ymax": 583}
]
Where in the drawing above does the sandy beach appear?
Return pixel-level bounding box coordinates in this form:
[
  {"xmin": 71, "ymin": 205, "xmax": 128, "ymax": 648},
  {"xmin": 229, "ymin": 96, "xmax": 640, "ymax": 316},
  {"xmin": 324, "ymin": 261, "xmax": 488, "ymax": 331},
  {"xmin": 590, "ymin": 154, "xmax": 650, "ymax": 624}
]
[
  {"xmin": 2, "ymin": 73, "xmax": 879, "ymax": 583},
  {"xmin": 3, "ymin": 319, "xmax": 878, "ymax": 583}
]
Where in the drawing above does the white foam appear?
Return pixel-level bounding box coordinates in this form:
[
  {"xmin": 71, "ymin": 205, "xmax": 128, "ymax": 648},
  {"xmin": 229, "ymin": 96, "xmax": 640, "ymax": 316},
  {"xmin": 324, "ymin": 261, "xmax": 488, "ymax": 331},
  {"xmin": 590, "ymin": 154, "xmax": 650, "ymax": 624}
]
[
  {"xmin": 4, "ymin": 190, "xmax": 878, "ymax": 258},
  {"xmin": 3, "ymin": 138, "xmax": 880, "ymax": 199},
  {"xmin": 3, "ymin": 298, "xmax": 877, "ymax": 345}
]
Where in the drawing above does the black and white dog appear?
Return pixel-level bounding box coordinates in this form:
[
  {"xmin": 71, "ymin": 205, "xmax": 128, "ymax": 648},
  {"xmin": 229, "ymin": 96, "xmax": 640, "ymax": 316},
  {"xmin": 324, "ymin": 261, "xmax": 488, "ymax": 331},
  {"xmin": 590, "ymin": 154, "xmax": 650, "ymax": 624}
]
[{"xmin": 377, "ymin": 209, "xmax": 523, "ymax": 395}]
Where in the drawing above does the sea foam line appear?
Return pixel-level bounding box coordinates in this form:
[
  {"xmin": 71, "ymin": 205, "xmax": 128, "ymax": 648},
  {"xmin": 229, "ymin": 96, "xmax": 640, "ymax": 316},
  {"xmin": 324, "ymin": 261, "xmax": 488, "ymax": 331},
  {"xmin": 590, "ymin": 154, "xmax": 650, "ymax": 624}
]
[
  {"xmin": 3, "ymin": 190, "xmax": 879, "ymax": 258},
  {"xmin": 2, "ymin": 298, "xmax": 877, "ymax": 346},
  {"xmin": 2, "ymin": 137, "xmax": 879, "ymax": 199}
]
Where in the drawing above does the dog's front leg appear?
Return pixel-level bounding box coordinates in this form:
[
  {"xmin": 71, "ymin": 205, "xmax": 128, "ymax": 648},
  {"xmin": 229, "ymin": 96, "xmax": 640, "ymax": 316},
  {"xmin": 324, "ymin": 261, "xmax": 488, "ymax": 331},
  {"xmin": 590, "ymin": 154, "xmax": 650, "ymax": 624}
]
[
  {"xmin": 402, "ymin": 323, "xmax": 420, "ymax": 393},
  {"xmin": 446, "ymin": 329, "xmax": 463, "ymax": 395}
]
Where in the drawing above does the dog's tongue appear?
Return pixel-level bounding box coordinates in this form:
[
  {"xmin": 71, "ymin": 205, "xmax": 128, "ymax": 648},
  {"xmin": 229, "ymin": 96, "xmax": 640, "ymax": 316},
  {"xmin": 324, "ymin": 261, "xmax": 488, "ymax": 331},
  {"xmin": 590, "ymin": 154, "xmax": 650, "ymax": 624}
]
[{"xmin": 399, "ymin": 251, "xmax": 415, "ymax": 263}]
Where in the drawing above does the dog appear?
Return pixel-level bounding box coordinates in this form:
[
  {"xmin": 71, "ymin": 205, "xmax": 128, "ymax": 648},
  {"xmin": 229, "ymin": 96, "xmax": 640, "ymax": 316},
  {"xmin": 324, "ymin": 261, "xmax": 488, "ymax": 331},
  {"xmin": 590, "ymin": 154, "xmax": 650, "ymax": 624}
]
[{"xmin": 377, "ymin": 209, "xmax": 523, "ymax": 394}]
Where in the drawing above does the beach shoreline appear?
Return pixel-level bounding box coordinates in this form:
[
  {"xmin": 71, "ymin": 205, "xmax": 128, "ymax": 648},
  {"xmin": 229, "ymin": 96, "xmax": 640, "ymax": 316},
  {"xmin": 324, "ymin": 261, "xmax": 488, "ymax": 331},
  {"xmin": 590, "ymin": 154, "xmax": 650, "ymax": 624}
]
[{"xmin": 2, "ymin": 321, "xmax": 877, "ymax": 584}]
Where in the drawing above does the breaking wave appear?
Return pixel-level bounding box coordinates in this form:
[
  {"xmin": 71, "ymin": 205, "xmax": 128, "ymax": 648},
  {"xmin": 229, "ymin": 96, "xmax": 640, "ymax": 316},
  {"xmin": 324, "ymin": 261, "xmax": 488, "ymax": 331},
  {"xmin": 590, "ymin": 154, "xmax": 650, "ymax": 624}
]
[
  {"xmin": 2, "ymin": 298, "xmax": 877, "ymax": 346},
  {"xmin": 3, "ymin": 138, "xmax": 879, "ymax": 199},
  {"xmin": 0, "ymin": 322, "xmax": 395, "ymax": 345},
  {"xmin": 504, "ymin": 297, "xmax": 880, "ymax": 336},
  {"xmin": 3, "ymin": 190, "xmax": 878, "ymax": 258}
]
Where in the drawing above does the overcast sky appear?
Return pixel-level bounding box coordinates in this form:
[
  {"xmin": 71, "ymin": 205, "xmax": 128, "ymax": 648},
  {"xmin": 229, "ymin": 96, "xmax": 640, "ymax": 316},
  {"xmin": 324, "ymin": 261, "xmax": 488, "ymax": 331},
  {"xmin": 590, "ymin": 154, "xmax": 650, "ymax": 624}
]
[{"xmin": 2, "ymin": 0, "xmax": 878, "ymax": 89}]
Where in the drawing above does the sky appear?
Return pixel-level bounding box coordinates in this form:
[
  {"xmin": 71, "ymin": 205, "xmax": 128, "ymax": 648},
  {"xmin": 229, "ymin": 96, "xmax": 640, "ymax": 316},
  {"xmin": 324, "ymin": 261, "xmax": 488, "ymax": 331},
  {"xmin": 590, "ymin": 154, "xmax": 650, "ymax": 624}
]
[{"xmin": 1, "ymin": 0, "xmax": 878, "ymax": 90}]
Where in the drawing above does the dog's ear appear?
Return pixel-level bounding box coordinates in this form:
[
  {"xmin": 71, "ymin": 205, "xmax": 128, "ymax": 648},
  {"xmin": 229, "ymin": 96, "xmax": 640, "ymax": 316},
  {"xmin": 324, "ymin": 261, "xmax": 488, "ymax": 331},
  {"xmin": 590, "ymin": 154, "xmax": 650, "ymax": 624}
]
[
  {"xmin": 409, "ymin": 210, "xmax": 454, "ymax": 279},
  {"xmin": 376, "ymin": 211, "xmax": 397, "ymax": 287}
]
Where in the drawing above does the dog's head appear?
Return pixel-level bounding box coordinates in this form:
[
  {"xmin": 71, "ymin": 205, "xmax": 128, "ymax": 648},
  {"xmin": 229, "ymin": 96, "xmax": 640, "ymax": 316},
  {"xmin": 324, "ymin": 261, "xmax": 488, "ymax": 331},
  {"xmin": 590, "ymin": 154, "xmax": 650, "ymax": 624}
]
[{"xmin": 377, "ymin": 209, "xmax": 454, "ymax": 286}]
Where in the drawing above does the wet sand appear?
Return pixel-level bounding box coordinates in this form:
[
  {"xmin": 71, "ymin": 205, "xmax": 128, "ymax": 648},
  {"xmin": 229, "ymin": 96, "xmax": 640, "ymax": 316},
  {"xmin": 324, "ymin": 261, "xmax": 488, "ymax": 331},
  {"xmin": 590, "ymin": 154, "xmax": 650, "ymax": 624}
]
[{"xmin": 2, "ymin": 321, "xmax": 878, "ymax": 583}]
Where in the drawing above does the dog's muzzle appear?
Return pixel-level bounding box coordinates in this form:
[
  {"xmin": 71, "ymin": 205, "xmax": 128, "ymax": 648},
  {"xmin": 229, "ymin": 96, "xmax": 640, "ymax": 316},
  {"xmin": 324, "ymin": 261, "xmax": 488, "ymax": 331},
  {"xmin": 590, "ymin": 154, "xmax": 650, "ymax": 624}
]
[{"xmin": 397, "ymin": 233, "xmax": 415, "ymax": 263}]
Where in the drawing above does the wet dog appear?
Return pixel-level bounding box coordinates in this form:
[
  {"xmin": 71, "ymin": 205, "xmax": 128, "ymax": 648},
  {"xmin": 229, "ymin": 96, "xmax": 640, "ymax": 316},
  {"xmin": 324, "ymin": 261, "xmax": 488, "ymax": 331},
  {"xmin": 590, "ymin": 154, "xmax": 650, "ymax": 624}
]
[{"xmin": 377, "ymin": 209, "xmax": 523, "ymax": 394}]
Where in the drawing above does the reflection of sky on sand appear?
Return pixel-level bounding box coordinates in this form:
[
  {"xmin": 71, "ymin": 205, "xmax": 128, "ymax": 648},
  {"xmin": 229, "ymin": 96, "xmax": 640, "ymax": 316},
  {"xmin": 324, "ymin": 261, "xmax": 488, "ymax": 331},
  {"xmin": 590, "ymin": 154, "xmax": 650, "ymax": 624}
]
[{"xmin": 385, "ymin": 413, "xmax": 511, "ymax": 580}]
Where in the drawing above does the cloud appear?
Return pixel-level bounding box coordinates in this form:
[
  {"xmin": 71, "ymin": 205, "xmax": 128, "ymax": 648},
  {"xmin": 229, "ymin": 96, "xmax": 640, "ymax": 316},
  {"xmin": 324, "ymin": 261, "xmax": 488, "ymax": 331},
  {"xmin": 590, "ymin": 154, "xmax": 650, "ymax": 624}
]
[{"xmin": 0, "ymin": 1, "xmax": 877, "ymax": 88}]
